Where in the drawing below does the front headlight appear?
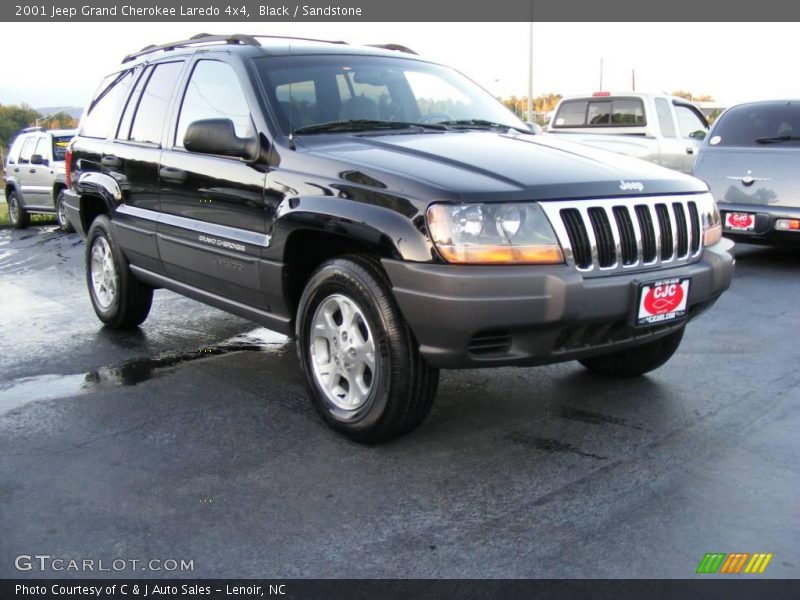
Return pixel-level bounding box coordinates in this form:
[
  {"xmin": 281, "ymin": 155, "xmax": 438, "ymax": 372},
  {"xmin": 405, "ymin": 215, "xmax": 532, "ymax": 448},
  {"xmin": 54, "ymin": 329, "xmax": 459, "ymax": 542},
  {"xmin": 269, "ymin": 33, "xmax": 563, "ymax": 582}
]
[
  {"xmin": 696, "ymin": 193, "xmax": 722, "ymax": 246},
  {"xmin": 426, "ymin": 202, "xmax": 564, "ymax": 264}
]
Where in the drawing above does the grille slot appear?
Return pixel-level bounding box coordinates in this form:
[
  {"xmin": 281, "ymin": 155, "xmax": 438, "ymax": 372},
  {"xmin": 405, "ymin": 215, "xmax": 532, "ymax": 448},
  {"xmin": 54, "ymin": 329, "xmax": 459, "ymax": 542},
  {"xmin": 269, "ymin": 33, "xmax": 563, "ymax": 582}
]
[
  {"xmin": 613, "ymin": 206, "xmax": 638, "ymax": 265},
  {"xmin": 561, "ymin": 208, "xmax": 592, "ymax": 269},
  {"xmin": 542, "ymin": 195, "xmax": 708, "ymax": 277},
  {"xmin": 673, "ymin": 202, "xmax": 689, "ymax": 257},
  {"xmin": 588, "ymin": 207, "xmax": 616, "ymax": 267},
  {"xmin": 635, "ymin": 205, "xmax": 658, "ymax": 263},
  {"xmin": 688, "ymin": 201, "xmax": 701, "ymax": 253},
  {"xmin": 468, "ymin": 330, "xmax": 512, "ymax": 356}
]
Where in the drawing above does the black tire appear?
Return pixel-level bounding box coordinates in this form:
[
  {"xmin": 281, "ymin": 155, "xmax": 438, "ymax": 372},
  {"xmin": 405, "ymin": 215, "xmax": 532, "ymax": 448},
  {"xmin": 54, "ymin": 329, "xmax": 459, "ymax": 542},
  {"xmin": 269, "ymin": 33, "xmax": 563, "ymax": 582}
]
[
  {"xmin": 578, "ymin": 327, "xmax": 685, "ymax": 378},
  {"xmin": 55, "ymin": 189, "xmax": 74, "ymax": 233},
  {"xmin": 296, "ymin": 255, "xmax": 439, "ymax": 443},
  {"xmin": 7, "ymin": 190, "xmax": 29, "ymax": 229},
  {"xmin": 85, "ymin": 215, "xmax": 153, "ymax": 329}
]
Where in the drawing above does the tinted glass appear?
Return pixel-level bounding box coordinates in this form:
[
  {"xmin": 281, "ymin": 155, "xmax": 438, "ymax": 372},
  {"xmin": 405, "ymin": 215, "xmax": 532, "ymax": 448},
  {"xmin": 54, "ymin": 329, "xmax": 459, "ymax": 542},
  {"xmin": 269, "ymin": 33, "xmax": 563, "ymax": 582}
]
[
  {"xmin": 255, "ymin": 54, "xmax": 525, "ymax": 135},
  {"xmin": 710, "ymin": 103, "xmax": 800, "ymax": 147},
  {"xmin": 129, "ymin": 61, "xmax": 183, "ymax": 145},
  {"xmin": 655, "ymin": 98, "xmax": 675, "ymax": 138},
  {"xmin": 52, "ymin": 135, "xmax": 72, "ymax": 161},
  {"xmin": 587, "ymin": 101, "xmax": 611, "ymax": 125},
  {"xmin": 81, "ymin": 70, "xmax": 134, "ymax": 139},
  {"xmin": 554, "ymin": 100, "xmax": 588, "ymax": 127},
  {"xmin": 610, "ymin": 99, "xmax": 645, "ymax": 125},
  {"xmin": 116, "ymin": 67, "xmax": 150, "ymax": 140},
  {"xmin": 675, "ymin": 105, "xmax": 706, "ymax": 138},
  {"xmin": 176, "ymin": 60, "xmax": 253, "ymax": 147}
]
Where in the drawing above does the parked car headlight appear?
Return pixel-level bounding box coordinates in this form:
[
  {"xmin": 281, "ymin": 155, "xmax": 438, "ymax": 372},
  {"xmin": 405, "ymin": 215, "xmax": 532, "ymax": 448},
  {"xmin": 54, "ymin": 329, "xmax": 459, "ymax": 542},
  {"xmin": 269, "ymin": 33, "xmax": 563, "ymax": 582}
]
[
  {"xmin": 696, "ymin": 193, "xmax": 722, "ymax": 246},
  {"xmin": 426, "ymin": 202, "xmax": 564, "ymax": 264}
]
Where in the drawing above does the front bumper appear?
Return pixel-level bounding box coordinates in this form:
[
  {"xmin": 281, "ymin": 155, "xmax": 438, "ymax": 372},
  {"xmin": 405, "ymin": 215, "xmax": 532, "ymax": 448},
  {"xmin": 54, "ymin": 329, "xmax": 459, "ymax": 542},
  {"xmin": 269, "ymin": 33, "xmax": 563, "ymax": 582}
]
[
  {"xmin": 719, "ymin": 203, "xmax": 800, "ymax": 245},
  {"xmin": 383, "ymin": 238, "xmax": 734, "ymax": 369}
]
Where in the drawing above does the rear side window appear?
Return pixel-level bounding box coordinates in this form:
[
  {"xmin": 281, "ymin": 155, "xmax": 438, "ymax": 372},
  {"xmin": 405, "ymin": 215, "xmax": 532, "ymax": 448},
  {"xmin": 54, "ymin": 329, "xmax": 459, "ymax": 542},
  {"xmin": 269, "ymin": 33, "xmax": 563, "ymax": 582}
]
[
  {"xmin": 128, "ymin": 61, "xmax": 184, "ymax": 145},
  {"xmin": 82, "ymin": 70, "xmax": 135, "ymax": 139},
  {"xmin": 175, "ymin": 60, "xmax": 253, "ymax": 147},
  {"xmin": 52, "ymin": 135, "xmax": 72, "ymax": 161},
  {"xmin": 18, "ymin": 137, "xmax": 36, "ymax": 164},
  {"xmin": 709, "ymin": 102, "xmax": 800, "ymax": 147},
  {"xmin": 655, "ymin": 98, "xmax": 675, "ymax": 138},
  {"xmin": 554, "ymin": 98, "xmax": 646, "ymax": 128}
]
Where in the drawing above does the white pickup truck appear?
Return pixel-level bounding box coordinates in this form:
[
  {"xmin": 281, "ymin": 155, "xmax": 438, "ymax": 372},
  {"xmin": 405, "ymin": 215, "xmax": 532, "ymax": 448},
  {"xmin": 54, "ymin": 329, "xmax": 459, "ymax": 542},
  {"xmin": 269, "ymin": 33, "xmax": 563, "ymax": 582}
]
[{"xmin": 546, "ymin": 92, "xmax": 709, "ymax": 174}]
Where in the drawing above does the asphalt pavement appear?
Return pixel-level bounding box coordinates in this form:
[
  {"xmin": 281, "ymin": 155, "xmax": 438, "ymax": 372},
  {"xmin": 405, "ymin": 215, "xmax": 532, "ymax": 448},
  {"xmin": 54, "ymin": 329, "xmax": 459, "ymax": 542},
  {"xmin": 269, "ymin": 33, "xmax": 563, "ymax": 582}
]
[{"xmin": 0, "ymin": 224, "xmax": 798, "ymax": 579}]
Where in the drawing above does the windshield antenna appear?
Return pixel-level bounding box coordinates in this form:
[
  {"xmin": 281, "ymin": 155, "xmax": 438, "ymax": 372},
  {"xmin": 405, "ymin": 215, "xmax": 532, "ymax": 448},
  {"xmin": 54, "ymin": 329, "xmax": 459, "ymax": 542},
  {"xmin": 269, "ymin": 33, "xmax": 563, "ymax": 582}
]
[{"xmin": 287, "ymin": 41, "xmax": 295, "ymax": 150}]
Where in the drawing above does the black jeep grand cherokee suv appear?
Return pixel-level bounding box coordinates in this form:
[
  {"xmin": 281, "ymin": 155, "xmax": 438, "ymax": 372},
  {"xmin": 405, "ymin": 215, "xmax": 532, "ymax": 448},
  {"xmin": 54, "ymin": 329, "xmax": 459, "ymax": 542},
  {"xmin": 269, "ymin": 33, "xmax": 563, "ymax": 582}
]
[{"xmin": 64, "ymin": 34, "xmax": 734, "ymax": 442}]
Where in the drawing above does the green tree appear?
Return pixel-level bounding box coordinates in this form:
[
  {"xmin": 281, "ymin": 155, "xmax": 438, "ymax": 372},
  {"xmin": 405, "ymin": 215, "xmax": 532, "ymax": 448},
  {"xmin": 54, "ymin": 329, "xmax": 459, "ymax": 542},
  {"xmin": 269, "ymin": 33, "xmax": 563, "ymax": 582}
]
[{"xmin": 0, "ymin": 103, "xmax": 39, "ymax": 152}]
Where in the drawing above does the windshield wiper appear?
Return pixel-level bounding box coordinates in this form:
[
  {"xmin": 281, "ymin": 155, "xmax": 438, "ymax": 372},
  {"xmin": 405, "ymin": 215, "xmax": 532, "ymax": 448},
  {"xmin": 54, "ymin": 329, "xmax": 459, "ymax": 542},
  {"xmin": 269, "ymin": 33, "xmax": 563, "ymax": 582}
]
[
  {"xmin": 435, "ymin": 119, "xmax": 529, "ymax": 134},
  {"xmin": 293, "ymin": 120, "xmax": 448, "ymax": 134},
  {"xmin": 755, "ymin": 135, "xmax": 800, "ymax": 144}
]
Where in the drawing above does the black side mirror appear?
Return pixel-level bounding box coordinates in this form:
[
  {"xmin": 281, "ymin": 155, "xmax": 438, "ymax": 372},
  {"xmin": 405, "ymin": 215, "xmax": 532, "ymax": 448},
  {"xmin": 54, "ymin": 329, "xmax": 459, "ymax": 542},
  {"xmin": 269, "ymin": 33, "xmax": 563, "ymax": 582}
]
[
  {"xmin": 688, "ymin": 130, "xmax": 707, "ymax": 140},
  {"xmin": 30, "ymin": 154, "xmax": 48, "ymax": 166},
  {"xmin": 184, "ymin": 119, "xmax": 258, "ymax": 160}
]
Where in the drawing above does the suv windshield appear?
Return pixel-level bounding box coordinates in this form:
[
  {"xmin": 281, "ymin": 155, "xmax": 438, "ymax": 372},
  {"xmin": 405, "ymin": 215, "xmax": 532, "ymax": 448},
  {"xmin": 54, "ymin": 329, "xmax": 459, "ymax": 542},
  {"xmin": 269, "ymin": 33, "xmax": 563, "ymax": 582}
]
[
  {"xmin": 254, "ymin": 54, "xmax": 526, "ymax": 135},
  {"xmin": 711, "ymin": 102, "xmax": 800, "ymax": 147}
]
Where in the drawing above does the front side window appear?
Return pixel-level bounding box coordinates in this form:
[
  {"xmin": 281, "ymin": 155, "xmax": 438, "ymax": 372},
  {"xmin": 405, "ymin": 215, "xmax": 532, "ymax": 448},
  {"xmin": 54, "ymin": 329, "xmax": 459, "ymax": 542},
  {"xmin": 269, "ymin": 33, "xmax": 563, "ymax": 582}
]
[
  {"xmin": 674, "ymin": 105, "xmax": 707, "ymax": 139},
  {"xmin": 33, "ymin": 137, "xmax": 50, "ymax": 160},
  {"xmin": 175, "ymin": 60, "xmax": 253, "ymax": 147},
  {"xmin": 128, "ymin": 61, "xmax": 184, "ymax": 145},
  {"xmin": 81, "ymin": 70, "xmax": 135, "ymax": 139}
]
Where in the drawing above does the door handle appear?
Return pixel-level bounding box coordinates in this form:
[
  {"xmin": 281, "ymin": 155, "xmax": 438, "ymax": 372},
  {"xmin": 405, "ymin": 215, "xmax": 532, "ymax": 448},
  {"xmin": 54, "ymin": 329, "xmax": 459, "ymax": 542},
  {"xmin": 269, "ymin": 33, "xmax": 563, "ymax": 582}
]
[
  {"xmin": 159, "ymin": 167, "xmax": 187, "ymax": 184},
  {"xmin": 29, "ymin": 168, "xmax": 36, "ymax": 173},
  {"xmin": 14, "ymin": 168, "xmax": 19, "ymax": 172},
  {"xmin": 101, "ymin": 155, "xmax": 121, "ymax": 168},
  {"xmin": 685, "ymin": 147, "xmax": 694, "ymax": 155}
]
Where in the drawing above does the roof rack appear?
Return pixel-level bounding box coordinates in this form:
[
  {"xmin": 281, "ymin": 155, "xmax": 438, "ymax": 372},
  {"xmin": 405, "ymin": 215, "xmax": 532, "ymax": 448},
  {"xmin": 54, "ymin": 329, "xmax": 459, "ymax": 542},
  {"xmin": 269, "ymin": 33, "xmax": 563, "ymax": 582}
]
[
  {"xmin": 121, "ymin": 33, "xmax": 260, "ymax": 63},
  {"xmin": 368, "ymin": 44, "xmax": 418, "ymax": 55},
  {"xmin": 21, "ymin": 126, "xmax": 46, "ymax": 133}
]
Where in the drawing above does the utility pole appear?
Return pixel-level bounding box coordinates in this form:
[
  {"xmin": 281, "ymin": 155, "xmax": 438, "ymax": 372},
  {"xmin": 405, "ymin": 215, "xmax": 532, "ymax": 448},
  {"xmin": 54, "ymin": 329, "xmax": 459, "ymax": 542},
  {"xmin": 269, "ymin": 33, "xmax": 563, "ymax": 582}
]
[
  {"xmin": 599, "ymin": 57, "xmax": 604, "ymax": 91},
  {"xmin": 631, "ymin": 68, "xmax": 636, "ymax": 91},
  {"xmin": 526, "ymin": 20, "xmax": 534, "ymax": 123}
]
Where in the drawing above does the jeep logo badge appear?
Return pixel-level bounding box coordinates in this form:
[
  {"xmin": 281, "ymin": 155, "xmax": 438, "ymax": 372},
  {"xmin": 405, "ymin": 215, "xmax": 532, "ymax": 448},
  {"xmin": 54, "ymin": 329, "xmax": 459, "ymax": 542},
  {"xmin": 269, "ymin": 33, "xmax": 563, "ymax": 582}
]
[{"xmin": 620, "ymin": 180, "xmax": 644, "ymax": 192}]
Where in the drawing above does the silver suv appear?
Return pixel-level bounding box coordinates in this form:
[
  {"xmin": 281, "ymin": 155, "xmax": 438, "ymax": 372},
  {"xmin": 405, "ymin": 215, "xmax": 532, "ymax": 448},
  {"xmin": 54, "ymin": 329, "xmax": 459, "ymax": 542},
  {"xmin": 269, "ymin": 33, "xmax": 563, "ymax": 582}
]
[{"xmin": 4, "ymin": 127, "xmax": 77, "ymax": 231}]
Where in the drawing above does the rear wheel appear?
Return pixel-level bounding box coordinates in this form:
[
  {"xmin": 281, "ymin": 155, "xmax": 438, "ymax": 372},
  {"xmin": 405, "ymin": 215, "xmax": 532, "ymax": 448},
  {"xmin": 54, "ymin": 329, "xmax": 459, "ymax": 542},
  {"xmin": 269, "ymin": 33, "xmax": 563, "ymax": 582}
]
[
  {"xmin": 578, "ymin": 327, "xmax": 685, "ymax": 377},
  {"xmin": 296, "ymin": 255, "xmax": 439, "ymax": 443},
  {"xmin": 8, "ymin": 191, "xmax": 29, "ymax": 229},
  {"xmin": 56, "ymin": 189, "xmax": 73, "ymax": 233},
  {"xmin": 85, "ymin": 215, "xmax": 153, "ymax": 329}
]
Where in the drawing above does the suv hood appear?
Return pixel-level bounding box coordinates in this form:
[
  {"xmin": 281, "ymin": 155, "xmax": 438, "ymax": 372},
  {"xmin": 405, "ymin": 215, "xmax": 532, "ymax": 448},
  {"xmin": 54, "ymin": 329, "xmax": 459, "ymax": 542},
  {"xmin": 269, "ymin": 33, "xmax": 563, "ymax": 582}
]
[
  {"xmin": 298, "ymin": 130, "xmax": 707, "ymax": 201},
  {"xmin": 693, "ymin": 146, "xmax": 800, "ymax": 209}
]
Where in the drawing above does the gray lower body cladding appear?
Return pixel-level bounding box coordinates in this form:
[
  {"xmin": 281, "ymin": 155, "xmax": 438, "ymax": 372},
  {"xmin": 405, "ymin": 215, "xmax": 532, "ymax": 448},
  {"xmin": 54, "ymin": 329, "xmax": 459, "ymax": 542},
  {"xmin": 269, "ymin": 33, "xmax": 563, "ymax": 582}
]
[{"xmin": 383, "ymin": 238, "xmax": 734, "ymax": 369}]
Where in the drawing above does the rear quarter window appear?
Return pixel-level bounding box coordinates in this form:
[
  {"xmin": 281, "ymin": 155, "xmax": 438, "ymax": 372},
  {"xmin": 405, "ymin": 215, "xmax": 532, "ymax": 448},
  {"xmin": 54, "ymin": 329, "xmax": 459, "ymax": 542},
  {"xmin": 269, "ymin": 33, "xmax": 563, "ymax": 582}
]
[
  {"xmin": 81, "ymin": 70, "xmax": 135, "ymax": 139},
  {"xmin": 710, "ymin": 103, "xmax": 800, "ymax": 147}
]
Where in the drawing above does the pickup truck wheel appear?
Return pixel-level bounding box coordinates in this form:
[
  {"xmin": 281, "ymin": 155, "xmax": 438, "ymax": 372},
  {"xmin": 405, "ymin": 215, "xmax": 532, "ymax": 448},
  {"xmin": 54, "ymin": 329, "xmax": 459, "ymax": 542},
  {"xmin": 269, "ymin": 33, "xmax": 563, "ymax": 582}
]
[
  {"xmin": 56, "ymin": 190, "xmax": 74, "ymax": 233},
  {"xmin": 578, "ymin": 327, "xmax": 685, "ymax": 377},
  {"xmin": 297, "ymin": 256, "xmax": 439, "ymax": 443},
  {"xmin": 8, "ymin": 191, "xmax": 29, "ymax": 229},
  {"xmin": 85, "ymin": 215, "xmax": 153, "ymax": 329}
]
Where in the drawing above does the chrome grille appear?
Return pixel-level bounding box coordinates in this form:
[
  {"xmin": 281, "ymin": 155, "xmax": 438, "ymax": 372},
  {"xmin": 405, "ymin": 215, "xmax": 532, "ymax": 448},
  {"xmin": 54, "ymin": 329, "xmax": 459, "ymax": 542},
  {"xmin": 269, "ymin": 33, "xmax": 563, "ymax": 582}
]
[{"xmin": 540, "ymin": 196, "xmax": 704, "ymax": 277}]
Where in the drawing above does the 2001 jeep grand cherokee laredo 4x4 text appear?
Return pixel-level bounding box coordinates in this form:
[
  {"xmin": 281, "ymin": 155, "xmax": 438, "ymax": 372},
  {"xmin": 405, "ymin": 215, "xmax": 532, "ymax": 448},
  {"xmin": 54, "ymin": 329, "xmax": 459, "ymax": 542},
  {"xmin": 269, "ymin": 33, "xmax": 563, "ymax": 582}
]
[{"xmin": 63, "ymin": 34, "xmax": 734, "ymax": 442}]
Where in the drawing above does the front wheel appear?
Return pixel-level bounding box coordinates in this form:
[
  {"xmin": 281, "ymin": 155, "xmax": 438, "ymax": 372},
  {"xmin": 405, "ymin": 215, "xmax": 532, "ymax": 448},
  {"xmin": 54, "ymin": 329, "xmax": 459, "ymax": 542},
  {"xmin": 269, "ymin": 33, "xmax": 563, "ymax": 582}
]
[
  {"xmin": 296, "ymin": 256, "xmax": 439, "ymax": 443},
  {"xmin": 85, "ymin": 215, "xmax": 153, "ymax": 329},
  {"xmin": 8, "ymin": 190, "xmax": 29, "ymax": 229},
  {"xmin": 578, "ymin": 327, "xmax": 685, "ymax": 378},
  {"xmin": 56, "ymin": 189, "xmax": 74, "ymax": 233}
]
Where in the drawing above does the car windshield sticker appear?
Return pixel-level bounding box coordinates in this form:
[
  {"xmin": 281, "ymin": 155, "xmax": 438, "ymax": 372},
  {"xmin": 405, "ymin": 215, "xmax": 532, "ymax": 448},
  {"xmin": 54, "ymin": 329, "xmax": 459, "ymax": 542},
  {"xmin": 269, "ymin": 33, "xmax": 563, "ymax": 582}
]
[{"xmin": 710, "ymin": 136, "xmax": 721, "ymax": 145}]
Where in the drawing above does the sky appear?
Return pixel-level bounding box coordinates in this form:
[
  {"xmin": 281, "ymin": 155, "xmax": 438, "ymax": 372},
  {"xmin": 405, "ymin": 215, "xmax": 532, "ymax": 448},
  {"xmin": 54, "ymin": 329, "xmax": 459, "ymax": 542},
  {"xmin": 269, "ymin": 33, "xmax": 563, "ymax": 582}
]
[{"xmin": 0, "ymin": 21, "xmax": 797, "ymax": 110}]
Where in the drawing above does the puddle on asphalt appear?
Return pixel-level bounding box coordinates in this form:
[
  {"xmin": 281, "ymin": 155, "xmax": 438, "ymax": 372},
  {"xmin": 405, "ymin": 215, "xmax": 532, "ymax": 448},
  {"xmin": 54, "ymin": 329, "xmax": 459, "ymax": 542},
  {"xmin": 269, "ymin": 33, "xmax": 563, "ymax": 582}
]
[{"xmin": 0, "ymin": 327, "xmax": 290, "ymax": 413}]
